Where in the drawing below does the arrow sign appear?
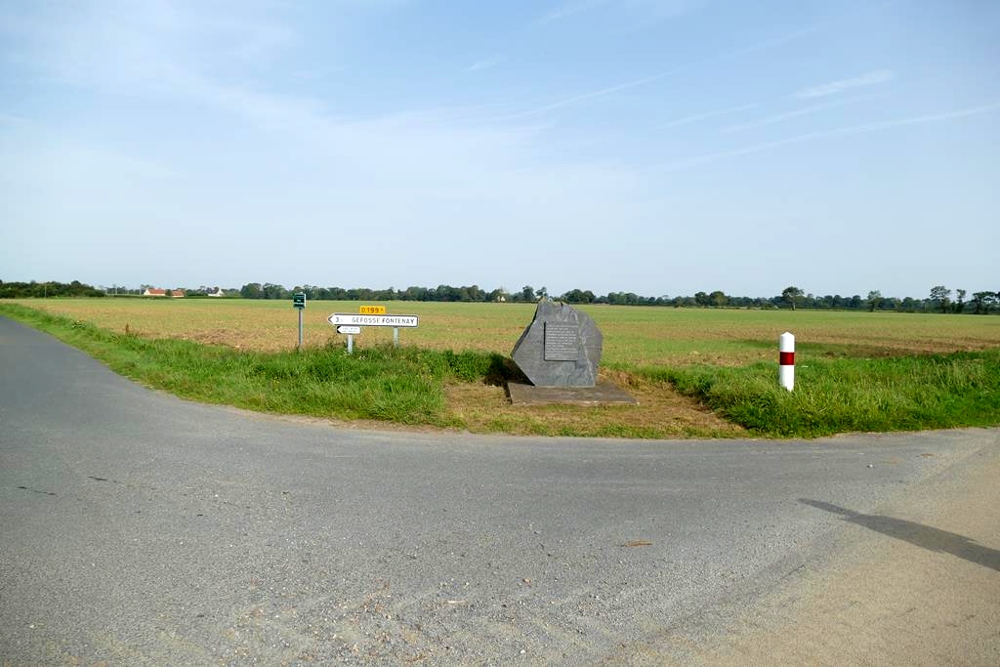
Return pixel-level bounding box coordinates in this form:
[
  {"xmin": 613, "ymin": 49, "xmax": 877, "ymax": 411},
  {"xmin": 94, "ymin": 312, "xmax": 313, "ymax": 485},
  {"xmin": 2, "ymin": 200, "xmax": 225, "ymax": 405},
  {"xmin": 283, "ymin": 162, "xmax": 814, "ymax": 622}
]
[
  {"xmin": 328, "ymin": 313, "xmax": 419, "ymax": 328},
  {"xmin": 337, "ymin": 325, "xmax": 362, "ymax": 335}
]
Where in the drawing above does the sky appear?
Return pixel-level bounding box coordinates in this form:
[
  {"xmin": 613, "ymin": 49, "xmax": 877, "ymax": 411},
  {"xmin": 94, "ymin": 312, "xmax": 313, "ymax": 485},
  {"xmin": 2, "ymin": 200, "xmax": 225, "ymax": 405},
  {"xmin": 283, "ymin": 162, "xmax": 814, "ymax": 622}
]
[{"xmin": 1, "ymin": 0, "xmax": 997, "ymax": 299}]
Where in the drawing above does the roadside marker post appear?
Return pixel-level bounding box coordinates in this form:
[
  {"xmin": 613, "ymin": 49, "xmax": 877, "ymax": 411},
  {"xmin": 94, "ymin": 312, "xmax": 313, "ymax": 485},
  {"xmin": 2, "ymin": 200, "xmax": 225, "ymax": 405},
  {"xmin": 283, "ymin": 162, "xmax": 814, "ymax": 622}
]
[
  {"xmin": 292, "ymin": 292, "xmax": 307, "ymax": 350},
  {"xmin": 779, "ymin": 332, "xmax": 795, "ymax": 391}
]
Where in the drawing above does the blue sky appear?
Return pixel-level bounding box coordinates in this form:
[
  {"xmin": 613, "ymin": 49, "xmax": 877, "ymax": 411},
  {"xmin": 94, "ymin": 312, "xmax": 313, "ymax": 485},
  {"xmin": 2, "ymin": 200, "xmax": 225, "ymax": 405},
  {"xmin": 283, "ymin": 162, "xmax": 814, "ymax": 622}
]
[{"xmin": 1, "ymin": 0, "xmax": 997, "ymax": 299}]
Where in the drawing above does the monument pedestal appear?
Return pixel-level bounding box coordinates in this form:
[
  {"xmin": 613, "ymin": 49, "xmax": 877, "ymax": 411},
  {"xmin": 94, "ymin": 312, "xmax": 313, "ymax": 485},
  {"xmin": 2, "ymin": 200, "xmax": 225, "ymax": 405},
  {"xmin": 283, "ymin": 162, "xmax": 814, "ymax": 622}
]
[{"xmin": 507, "ymin": 379, "xmax": 638, "ymax": 406}]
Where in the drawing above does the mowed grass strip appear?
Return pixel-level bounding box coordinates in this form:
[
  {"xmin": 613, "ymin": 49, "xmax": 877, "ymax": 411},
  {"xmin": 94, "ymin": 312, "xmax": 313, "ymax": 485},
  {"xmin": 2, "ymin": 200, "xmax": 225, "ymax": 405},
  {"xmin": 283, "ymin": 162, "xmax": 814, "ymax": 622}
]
[{"xmin": 3, "ymin": 301, "xmax": 999, "ymax": 438}]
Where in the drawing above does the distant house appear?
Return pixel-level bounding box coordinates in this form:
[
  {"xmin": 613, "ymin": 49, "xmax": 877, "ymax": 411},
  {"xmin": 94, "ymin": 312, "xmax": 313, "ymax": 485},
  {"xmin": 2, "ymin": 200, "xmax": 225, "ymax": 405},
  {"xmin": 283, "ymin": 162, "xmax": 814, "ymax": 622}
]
[
  {"xmin": 143, "ymin": 288, "xmax": 185, "ymax": 298},
  {"xmin": 206, "ymin": 287, "xmax": 225, "ymax": 298}
]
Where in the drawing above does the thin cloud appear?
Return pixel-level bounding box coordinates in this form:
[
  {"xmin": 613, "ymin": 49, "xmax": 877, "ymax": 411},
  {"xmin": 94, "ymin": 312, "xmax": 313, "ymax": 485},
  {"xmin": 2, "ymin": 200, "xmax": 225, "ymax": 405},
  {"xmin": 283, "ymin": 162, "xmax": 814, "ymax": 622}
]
[
  {"xmin": 467, "ymin": 56, "xmax": 504, "ymax": 73},
  {"xmin": 511, "ymin": 2, "xmax": 891, "ymax": 119},
  {"xmin": 657, "ymin": 103, "xmax": 757, "ymax": 130},
  {"xmin": 659, "ymin": 102, "xmax": 1000, "ymax": 171},
  {"xmin": 506, "ymin": 17, "xmax": 839, "ymax": 119},
  {"xmin": 534, "ymin": 0, "xmax": 609, "ymax": 26},
  {"xmin": 796, "ymin": 69, "xmax": 893, "ymax": 98},
  {"xmin": 720, "ymin": 96, "xmax": 872, "ymax": 133},
  {"xmin": 501, "ymin": 71, "xmax": 672, "ymax": 120},
  {"xmin": 0, "ymin": 113, "xmax": 32, "ymax": 126},
  {"xmin": 534, "ymin": 0, "xmax": 703, "ymax": 28}
]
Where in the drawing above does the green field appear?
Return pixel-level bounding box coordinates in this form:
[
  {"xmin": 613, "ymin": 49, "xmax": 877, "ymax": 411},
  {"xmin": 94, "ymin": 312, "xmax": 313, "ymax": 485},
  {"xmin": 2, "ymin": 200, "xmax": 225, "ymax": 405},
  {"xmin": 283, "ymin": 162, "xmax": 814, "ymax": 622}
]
[{"xmin": 3, "ymin": 299, "xmax": 999, "ymax": 439}]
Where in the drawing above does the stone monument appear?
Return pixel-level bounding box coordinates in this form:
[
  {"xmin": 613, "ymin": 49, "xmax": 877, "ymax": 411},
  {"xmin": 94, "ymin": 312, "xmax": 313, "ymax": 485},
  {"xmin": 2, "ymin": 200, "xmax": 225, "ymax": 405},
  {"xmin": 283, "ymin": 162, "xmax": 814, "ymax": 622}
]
[{"xmin": 511, "ymin": 299, "xmax": 602, "ymax": 387}]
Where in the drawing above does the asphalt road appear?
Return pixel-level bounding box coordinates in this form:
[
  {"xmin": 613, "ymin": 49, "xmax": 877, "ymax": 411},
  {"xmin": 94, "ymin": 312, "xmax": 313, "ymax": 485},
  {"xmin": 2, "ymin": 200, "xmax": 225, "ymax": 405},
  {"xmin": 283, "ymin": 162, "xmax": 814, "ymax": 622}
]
[{"xmin": 1, "ymin": 316, "xmax": 997, "ymax": 665}]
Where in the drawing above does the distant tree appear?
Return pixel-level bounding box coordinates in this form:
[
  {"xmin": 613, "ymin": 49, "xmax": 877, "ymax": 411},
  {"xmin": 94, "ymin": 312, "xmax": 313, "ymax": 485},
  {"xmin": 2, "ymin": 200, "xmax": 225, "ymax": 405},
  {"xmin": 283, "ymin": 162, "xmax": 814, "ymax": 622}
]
[
  {"xmin": 560, "ymin": 289, "xmax": 595, "ymax": 304},
  {"xmin": 866, "ymin": 290, "xmax": 882, "ymax": 312},
  {"xmin": 537, "ymin": 286, "xmax": 548, "ymax": 300},
  {"xmin": 521, "ymin": 286, "xmax": 536, "ymax": 302},
  {"xmin": 401, "ymin": 286, "xmax": 428, "ymax": 301},
  {"xmin": 782, "ymin": 286, "xmax": 804, "ymax": 310},
  {"xmin": 971, "ymin": 292, "xmax": 989, "ymax": 314},
  {"xmin": 709, "ymin": 290, "xmax": 728, "ymax": 308},
  {"xmin": 929, "ymin": 285, "xmax": 951, "ymax": 313},
  {"xmin": 955, "ymin": 288, "xmax": 966, "ymax": 313},
  {"xmin": 970, "ymin": 291, "xmax": 998, "ymax": 315}
]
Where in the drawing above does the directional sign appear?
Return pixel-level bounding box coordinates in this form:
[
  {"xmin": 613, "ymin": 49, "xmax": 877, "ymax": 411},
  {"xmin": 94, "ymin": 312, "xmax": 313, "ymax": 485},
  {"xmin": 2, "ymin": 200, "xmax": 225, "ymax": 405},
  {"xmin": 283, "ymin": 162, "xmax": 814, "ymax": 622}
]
[
  {"xmin": 337, "ymin": 325, "xmax": 362, "ymax": 335},
  {"xmin": 328, "ymin": 313, "xmax": 419, "ymax": 328},
  {"xmin": 292, "ymin": 292, "xmax": 306, "ymax": 309}
]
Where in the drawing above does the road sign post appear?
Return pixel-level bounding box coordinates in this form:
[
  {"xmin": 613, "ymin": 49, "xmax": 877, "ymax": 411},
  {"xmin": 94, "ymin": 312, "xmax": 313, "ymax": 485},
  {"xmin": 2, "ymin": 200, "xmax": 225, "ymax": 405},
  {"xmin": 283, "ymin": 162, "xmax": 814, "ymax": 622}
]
[
  {"xmin": 328, "ymin": 313, "xmax": 418, "ymax": 352},
  {"xmin": 293, "ymin": 293, "xmax": 306, "ymax": 350},
  {"xmin": 328, "ymin": 314, "xmax": 418, "ymax": 328}
]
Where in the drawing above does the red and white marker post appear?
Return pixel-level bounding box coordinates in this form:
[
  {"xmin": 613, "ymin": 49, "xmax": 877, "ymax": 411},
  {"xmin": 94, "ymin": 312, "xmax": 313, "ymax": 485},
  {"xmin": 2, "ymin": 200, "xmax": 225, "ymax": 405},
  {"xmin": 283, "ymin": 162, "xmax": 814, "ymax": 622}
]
[{"xmin": 779, "ymin": 332, "xmax": 795, "ymax": 391}]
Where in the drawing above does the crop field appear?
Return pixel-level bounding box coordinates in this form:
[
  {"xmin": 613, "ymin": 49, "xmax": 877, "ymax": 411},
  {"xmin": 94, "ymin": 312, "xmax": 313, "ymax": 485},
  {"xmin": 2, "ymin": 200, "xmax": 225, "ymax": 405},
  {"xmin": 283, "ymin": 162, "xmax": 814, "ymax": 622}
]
[{"xmin": 12, "ymin": 298, "xmax": 1000, "ymax": 366}]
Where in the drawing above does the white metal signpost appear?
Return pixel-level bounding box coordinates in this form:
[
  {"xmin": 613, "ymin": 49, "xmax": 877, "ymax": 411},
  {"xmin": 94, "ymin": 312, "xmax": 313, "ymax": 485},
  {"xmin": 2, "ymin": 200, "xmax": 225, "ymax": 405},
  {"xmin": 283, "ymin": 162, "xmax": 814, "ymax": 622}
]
[
  {"xmin": 328, "ymin": 314, "xmax": 418, "ymax": 328},
  {"xmin": 328, "ymin": 312, "xmax": 419, "ymax": 354}
]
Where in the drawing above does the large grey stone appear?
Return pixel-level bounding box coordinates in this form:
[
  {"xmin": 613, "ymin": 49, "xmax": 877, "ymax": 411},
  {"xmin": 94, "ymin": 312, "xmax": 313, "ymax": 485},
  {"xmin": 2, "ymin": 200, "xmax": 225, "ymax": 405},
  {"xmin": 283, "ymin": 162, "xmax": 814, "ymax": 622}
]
[{"xmin": 511, "ymin": 300, "xmax": 602, "ymax": 387}]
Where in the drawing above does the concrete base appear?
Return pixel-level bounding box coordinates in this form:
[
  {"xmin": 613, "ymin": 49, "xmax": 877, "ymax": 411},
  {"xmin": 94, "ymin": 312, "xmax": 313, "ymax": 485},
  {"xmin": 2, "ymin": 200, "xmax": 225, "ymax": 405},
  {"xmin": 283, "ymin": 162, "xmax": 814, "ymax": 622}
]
[{"xmin": 507, "ymin": 379, "xmax": 638, "ymax": 406}]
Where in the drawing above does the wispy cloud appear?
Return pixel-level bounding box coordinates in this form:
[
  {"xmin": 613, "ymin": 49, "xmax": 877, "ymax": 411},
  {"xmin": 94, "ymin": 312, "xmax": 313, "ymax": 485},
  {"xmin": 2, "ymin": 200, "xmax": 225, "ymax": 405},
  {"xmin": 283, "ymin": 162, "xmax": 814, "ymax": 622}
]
[
  {"xmin": 534, "ymin": 0, "xmax": 703, "ymax": 28},
  {"xmin": 720, "ymin": 96, "xmax": 873, "ymax": 133},
  {"xmin": 466, "ymin": 56, "xmax": 504, "ymax": 73},
  {"xmin": 659, "ymin": 102, "xmax": 1000, "ymax": 171},
  {"xmin": 657, "ymin": 103, "xmax": 756, "ymax": 130},
  {"xmin": 535, "ymin": 0, "xmax": 609, "ymax": 26},
  {"xmin": 0, "ymin": 113, "xmax": 32, "ymax": 127},
  {"xmin": 795, "ymin": 69, "xmax": 893, "ymax": 99},
  {"xmin": 506, "ymin": 16, "xmax": 839, "ymax": 119},
  {"xmin": 501, "ymin": 71, "xmax": 672, "ymax": 119}
]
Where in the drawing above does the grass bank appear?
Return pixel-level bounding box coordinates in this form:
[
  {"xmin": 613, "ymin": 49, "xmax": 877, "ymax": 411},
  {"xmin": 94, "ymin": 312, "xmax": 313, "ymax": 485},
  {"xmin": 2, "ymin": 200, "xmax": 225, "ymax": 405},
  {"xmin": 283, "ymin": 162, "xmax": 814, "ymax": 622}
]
[
  {"xmin": 3, "ymin": 302, "xmax": 998, "ymax": 438},
  {"xmin": 0, "ymin": 303, "xmax": 499, "ymax": 426},
  {"xmin": 646, "ymin": 350, "xmax": 1000, "ymax": 437}
]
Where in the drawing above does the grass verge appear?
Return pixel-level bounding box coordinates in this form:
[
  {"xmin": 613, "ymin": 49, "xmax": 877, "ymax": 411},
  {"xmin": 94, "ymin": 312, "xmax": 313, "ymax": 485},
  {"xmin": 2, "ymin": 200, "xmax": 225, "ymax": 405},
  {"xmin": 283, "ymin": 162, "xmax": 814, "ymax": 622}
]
[
  {"xmin": 0, "ymin": 303, "xmax": 499, "ymax": 426},
  {"xmin": 3, "ymin": 302, "xmax": 997, "ymax": 438},
  {"xmin": 644, "ymin": 350, "xmax": 1000, "ymax": 437}
]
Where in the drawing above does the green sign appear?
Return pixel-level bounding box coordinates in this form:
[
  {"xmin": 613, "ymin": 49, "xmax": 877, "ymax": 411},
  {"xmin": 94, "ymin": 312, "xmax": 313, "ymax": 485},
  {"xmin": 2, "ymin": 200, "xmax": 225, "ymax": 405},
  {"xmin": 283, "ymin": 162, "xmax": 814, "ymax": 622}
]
[{"xmin": 293, "ymin": 292, "xmax": 306, "ymax": 309}]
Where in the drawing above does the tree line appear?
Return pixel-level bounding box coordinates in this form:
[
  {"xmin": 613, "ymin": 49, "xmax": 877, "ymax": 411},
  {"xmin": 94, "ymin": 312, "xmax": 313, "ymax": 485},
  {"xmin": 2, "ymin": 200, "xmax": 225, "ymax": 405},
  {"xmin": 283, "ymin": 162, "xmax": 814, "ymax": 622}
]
[
  {"xmin": 2, "ymin": 280, "xmax": 998, "ymax": 314},
  {"xmin": 236, "ymin": 282, "xmax": 1000, "ymax": 313},
  {"xmin": 0, "ymin": 280, "xmax": 105, "ymax": 299}
]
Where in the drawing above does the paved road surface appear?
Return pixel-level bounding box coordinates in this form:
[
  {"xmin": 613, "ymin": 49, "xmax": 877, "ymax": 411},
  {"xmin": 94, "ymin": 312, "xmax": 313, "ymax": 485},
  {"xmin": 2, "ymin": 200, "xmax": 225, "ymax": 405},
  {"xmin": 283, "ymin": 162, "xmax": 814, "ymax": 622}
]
[{"xmin": 1, "ymin": 316, "xmax": 997, "ymax": 665}]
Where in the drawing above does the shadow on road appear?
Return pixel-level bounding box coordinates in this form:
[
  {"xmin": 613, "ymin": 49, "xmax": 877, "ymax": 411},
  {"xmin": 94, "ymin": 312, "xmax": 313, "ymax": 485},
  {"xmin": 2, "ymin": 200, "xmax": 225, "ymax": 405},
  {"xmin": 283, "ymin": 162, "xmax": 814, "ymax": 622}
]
[{"xmin": 800, "ymin": 499, "xmax": 1000, "ymax": 572}]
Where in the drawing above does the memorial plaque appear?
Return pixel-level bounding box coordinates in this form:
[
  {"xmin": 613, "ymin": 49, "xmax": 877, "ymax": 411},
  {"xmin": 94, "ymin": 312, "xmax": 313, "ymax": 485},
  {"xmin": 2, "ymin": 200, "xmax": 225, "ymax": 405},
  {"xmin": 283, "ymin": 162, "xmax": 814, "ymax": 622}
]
[
  {"xmin": 511, "ymin": 300, "xmax": 602, "ymax": 387},
  {"xmin": 544, "ymin": 323, "xmax": 580, "ymax": 361}
]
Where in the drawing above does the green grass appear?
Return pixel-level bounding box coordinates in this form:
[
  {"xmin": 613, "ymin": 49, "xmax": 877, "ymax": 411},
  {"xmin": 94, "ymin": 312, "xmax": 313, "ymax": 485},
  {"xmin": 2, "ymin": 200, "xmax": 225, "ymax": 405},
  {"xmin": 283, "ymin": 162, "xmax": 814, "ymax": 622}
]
[
  {"xmin": 3, "ymin": 301, "xmax": 999, "ymax": 438},
  {"xmin": 645, "ymin": 349, "xmax": 1000, "ymax": 437},
  {"xmin": 0, "ymin": 303, "xmax": 501, "ymax": 426}
]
